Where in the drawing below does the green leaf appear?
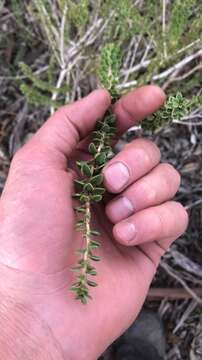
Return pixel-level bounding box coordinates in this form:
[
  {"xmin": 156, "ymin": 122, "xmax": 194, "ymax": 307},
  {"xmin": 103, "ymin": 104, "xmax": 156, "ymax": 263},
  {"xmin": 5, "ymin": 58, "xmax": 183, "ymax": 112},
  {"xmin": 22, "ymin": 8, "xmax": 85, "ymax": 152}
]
[
  {"xmin": 91, "ymin": 194, "xmax": 103, "ymax": 202},
  {"xmin": 102, "ymin": 123, "xmax": 111, "ymax": 133},
  {"xmin": 90, "ymin": 240, "xmax": 101, "ymax": 249},
  {"xmin": 74, "ymin": 206, "xmax": 86, "ymax": 213},
  {"xmin": 96, "ymin": 163, "xmax": 106, "ymax": 170},
  {"xmin": 76, "ymin": 220, "xmax": 84, "ymax": 225},
  {"xmin": 81, "ymin": 163, "xmax": 93, "ymax": 177},
  {"xmin": 72, "ymin": 193, "xmax": 81, "ymax": 199},
  {"xmin": 78, "ymin": 261, "xmax": 86, "ymax": 269},
  {"xmin": 76, "ymin": 161, "xmax": 84, "ymax": 171},
  {"xmin": 71, "ymin": 265, "xmax": 83, "ymax": 272},
  {"xmin": 95, "ymin": 152, "xmax": 107, "ymax": 165},
  {"xmin": 88, "ymin": 270, "xmax": 97, "ymax": 276},
  {"xmin": 81, "ymin": 296, "xmax": 88, "ymax": 304},
  {"xmin": 106, "ymin": 115, "xmax": 116, "ymax": 126},
  {"xmin": 93, "ymin": 130, "xmax": 103, "ymax": 138},
  {"xmin": 87, "ymin": 280, "xmax": 97, "ymax": 287},
  {"xmin": 70, "ymin": 281, "xmax": 81, "ymax": 289},
  {"xmin": 93, "ymin": 187, "xmax": 105, "ymax": 195},
  {"xmin": 75, "ymin": 220, "xmax": 84, "ymax": 229},
  {"xmin": 70, "ymin": 285, "xmax": 79, "ymax": 292},
  {"xmin": 80, "ymin": 194, "xmax": 89, "ymax": 203},
  {"xmin": 95, "ymin": 120, "xmax": 103, "ymax": 130},
  {"xmin": 91, "ymin": 230, "xmax": 101, "ymax": 236},
  {"xmin": 74, "ymin": 179, "xmax": 85, "ymax": 190},
  {"xmin": 88, "ymin": 143, "xmax": 97, "ymax": 155},
  {"xmin": 93, "ymin": 137, "xmax": 102, "ymax": 143},
  {"xmin": 90, "ymin": 240, "xmax": 100, "ymax": 246},
  {"xmin": 90, "ymin": 255, "xmax": 101, "ymax": 261},
  {"xmin": 91, "ymin": 174, "xmax": 103, "ymax": 186},
  {"xmin": 84, "ymin": 183, "xmax": 94, "ymax": 192},
  {"xmin": 106, "ymin": 150, "xmax": 114, "ymax": 160}
]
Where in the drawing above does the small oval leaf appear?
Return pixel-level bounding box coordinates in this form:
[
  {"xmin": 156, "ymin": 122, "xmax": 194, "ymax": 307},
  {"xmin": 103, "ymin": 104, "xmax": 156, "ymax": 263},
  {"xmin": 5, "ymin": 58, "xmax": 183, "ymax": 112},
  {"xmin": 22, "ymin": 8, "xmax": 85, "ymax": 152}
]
[
  {"xmin": 91, "ymin": 194, "xmax": 102, "ymax": 202},
  {"xmin": 84, "ymin": 183, "xmax": 94, "ymax": 192},
  {"xmin": 90, "ymin": 230, "xmax": 101, "ymax": 236},
  {"xmin": 90, "ymin": 255, "xmax": 101, "ymax": 261},
  {"xmin": 82, "ymin": 163, "xmax": 93, "ymax": 177},
  {"xmin": 74, "ymin": 179, "xmax": 85, "ymax": 190},
  {"xmin": 88, "ymin": 143, "xmax": 97, "ymax": 155},
  {"xmin": 95, "ymin": 152, "xmax": 106, "ymax": 165},
  {"xmin": 91, "ymin": 174, "xmax": 103, "ymax": 186},
  {"xmin": 80, "ymin": 194, "xmax": 89, "ymax": 203},
  {"xmin": 93, "ymin": 187, "xmax": 105, "ymax": 195},
  {"xmin": 87, "ymin": 280, "xmax": 97, "ymax": 287}
]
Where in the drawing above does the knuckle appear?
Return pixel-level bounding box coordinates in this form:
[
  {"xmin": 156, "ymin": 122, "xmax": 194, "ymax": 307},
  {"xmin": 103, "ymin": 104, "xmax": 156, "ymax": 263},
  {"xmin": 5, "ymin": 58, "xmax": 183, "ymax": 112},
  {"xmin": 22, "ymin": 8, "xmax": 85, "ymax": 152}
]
[
  {"xmin": 155, "ymin": 201, "xmax": 189, "ymax": 240},
  {"xmin": 159, "ymin": 163, "xmax": 181, "ymax": 193},
  {"xmin": 54, "ymin": 107, "xmax": 80, "ymax": 141},
  {"xmin": 53, "ymin": 105, "xmax": 70, "ymax": 121},
  {"xmin": 176, "ymin": 202, "xmax": 189, "ymax": 231},
  {"xmin": 12, "ymin": 147, "xmax": 27, "ymax": 167},
  {"xmin": 156, "ymin": 202, "xmax": 174, "ymax": 238},
  {"xmin": 143, "ymin": 141, "xmax": 161, "ymax": 164},
  {"xmin": 160, "ymin": 163, "xmax": 181, "ymax": 183},
  {"xmin": 156, "ymin": 211, "xmax": 165, "ymax": 238},
  {"xmin": 9, "ymin": 149, "xmax": 30, "ymax": 179},
  {"xmin": 131, "ymin": 138, "xmax": 161, "ymax": 159},
  {"xmin": 154, "ymin": 240, "xmax": 166, "ymax": 257},
  {"xmin": 133, "ymin": 147, "xmax": 151, "ymax": 165},
  {"xmin": 139, "ymin": 179, "xmax": 157, "ymax": 204},
  {"xmin": 126, "ymin": 139, "xmax": 161, "ymax": 171},
  {"xmin": 169, "ymin": 201, "xmax": 189, "ymax": 234}
]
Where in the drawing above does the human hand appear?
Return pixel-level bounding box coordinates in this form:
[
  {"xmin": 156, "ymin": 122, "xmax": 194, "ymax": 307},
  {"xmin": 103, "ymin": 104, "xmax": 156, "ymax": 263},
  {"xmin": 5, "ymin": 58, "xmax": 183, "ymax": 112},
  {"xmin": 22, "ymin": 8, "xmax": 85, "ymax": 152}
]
[{"xmin": 0, "ymin": 86, "xmax": 188, "ymax": 359}]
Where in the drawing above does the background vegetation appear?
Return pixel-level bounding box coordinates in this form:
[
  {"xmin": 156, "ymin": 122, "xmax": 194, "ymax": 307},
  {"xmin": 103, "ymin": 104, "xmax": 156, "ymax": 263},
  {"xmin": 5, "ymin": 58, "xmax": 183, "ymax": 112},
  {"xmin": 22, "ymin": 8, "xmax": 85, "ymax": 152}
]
[{"xmin": 0, "ymin": 1, "xmax": 202, "ymax": 358}]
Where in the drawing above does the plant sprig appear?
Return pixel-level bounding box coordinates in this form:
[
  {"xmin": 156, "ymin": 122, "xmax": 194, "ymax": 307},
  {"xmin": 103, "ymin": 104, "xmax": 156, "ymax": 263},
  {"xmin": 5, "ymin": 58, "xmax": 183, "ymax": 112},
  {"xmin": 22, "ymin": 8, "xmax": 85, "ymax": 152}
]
[
  {"xmin": 98, "ymin": 43, "xmax": 122, "ymax": 102},
  {"xmin": 142, "ymin": 92, "xmax": 202, "ymax": 131},
  {"xmin": 71, "ymin": 114, "xmax": 116, "ymax": 304}
]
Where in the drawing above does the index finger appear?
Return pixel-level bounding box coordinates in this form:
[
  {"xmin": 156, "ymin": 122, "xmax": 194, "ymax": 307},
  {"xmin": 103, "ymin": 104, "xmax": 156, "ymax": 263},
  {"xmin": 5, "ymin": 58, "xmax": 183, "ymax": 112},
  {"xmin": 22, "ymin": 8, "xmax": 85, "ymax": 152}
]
[{"xmin": 113, "ymin": 85, "xmax": 166, "ymax": 134}]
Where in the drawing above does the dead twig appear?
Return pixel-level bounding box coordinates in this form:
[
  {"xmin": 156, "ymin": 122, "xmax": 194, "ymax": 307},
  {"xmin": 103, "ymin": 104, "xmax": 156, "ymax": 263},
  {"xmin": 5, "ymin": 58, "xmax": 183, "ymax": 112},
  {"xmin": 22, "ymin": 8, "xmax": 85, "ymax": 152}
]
[
  {"xmin": 148, "ymin": 287, "xmax": 202, "ymax": 301},
  {"xmin": 173, "ymin": 300, "xmax": 198, "ymax": 334},
  {"xmin": 160, "ymin": 262, "xmax": 202, "ymax": 304}
]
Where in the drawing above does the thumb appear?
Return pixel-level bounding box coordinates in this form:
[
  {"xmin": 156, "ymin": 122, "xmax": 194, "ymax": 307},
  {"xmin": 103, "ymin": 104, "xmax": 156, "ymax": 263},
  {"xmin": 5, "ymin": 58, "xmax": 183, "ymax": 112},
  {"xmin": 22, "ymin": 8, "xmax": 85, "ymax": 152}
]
[{"xmin": 25, "ymin": 89, "xmax": 110, "ymax": 166}]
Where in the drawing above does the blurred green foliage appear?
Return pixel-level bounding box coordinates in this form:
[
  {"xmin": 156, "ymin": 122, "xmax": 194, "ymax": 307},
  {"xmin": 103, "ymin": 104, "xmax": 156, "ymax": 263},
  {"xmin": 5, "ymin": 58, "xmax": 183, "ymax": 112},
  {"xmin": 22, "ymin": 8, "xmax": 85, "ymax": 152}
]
[{"xmin": 1, "ymin": 0, "xmax": 201, "ymax": 119}]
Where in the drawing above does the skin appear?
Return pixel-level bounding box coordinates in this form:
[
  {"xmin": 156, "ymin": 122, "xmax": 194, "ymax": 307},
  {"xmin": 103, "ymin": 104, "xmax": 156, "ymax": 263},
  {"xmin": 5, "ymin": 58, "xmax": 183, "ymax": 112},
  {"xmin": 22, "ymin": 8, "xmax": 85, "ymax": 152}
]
[{"xmin": 0, "ymin": 86, "xmax": 188, "ymax": 360}]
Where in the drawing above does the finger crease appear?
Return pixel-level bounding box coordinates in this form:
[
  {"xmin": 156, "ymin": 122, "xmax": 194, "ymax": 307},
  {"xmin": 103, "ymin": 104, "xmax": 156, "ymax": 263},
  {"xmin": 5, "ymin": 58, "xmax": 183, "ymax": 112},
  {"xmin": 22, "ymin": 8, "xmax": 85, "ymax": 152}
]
[
  {"xmin": 137, "ymin": 245, "xmax": 158, "ymax": 269},
  {"xmin": 64, "ymin": 112, "xmax": 82, "ymax": 144},
  {"xmin": 120, "ymin": 99, "xmax": 135, "ymax": 123},
  {"xmin": 154, "ymin": 240, "xmax": 167, "ymax": 253}
]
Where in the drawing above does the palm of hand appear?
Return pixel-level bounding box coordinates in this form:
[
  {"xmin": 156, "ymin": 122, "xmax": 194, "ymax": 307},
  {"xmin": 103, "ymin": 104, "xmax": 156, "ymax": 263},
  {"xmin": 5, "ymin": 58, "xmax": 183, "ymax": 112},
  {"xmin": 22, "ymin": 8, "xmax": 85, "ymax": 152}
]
[{"xmin": 0, "ymin": 145, "xmax": 157, "ymax": 359}]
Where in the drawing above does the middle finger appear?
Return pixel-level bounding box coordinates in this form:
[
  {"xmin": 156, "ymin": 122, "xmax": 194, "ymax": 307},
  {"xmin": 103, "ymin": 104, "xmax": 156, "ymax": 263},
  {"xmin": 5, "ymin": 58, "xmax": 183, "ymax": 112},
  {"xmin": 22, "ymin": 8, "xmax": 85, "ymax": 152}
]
[{"xmin": 106, "ymin": 163, "xmax": 181, "ymax": 224}]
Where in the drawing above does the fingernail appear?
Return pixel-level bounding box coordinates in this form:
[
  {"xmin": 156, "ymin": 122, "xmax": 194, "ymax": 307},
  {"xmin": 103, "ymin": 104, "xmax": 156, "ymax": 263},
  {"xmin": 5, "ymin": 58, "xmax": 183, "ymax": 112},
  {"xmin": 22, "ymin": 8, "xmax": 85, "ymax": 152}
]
[
  {"xmin": 104, "ymin": 162, "xmax": 130, "ymax": 192},
  {"xmin": 107, "ymin": 197, "xmax": 134, "ymax": 223},
  {"xmin": 115, "ymin": 221, "xmax": 137, "ymax": 243}
]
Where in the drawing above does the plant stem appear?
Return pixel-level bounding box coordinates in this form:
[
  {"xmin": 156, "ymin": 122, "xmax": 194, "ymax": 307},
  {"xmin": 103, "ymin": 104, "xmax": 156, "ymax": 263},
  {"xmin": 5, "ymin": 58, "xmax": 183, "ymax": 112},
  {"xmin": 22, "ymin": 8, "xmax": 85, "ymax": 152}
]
[{"xmin": 83, "ymin": 199, "xmax": 91, "ymax": 271}]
